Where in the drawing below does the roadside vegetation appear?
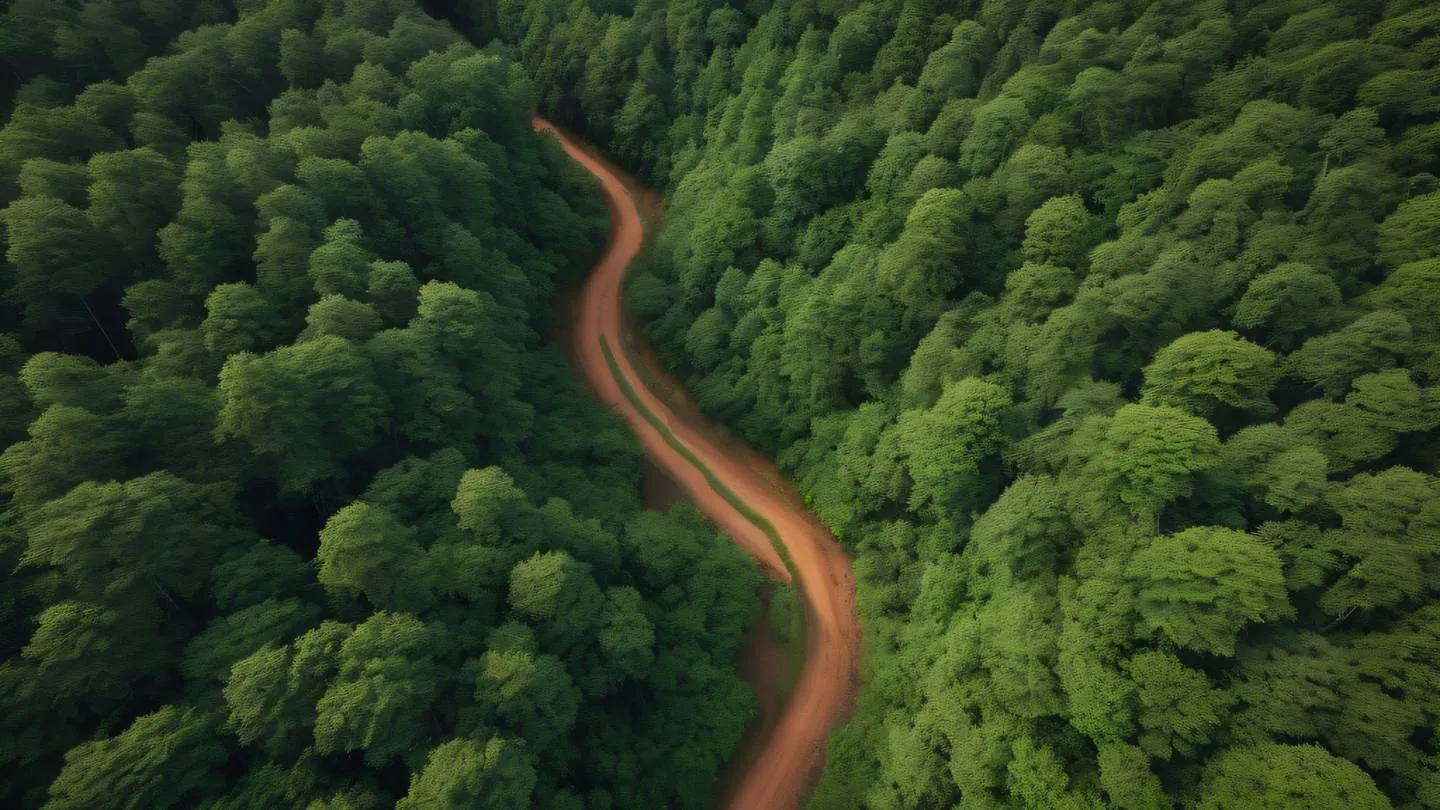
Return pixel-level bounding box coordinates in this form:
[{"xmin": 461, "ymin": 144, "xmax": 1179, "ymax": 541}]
[
  {"xmin": 0, "ymin": 2, "xmax": 761, "ymax": 807},
  {"xmin": 485, "ymin": 0, "xmax": 1440, "ymax": 806}
]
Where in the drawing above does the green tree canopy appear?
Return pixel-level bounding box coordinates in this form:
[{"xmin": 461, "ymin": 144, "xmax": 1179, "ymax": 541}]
[{"xmin": 1128, "ymin": 527, "xmax": 1293, "ymax": 656}]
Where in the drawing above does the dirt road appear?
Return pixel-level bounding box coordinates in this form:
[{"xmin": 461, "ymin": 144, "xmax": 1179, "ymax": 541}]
[{"xmin": 534, "ymin": 116, "xmax": 861, "ymax": 810}]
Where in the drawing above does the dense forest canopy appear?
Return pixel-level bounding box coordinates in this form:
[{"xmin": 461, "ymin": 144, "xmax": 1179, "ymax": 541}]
[
  {"xmin": 481, "ymin": 0, "xmax": 1440, "ymax": 806},
  {"xmin": 0, "ymin": 1, "xmax": 762, "ymax": 807}
]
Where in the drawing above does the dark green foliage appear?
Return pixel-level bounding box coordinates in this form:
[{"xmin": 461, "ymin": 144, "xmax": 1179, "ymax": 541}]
[
  {"xmin": 0, "ymin": 3, "xmax": 757, "ymax": 808},
  {"xmin": 483, "ymin": 0, "xmax": 1440, "ymax": 806}
]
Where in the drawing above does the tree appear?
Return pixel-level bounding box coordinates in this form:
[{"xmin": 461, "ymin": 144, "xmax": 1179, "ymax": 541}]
[
  {"xmin": 1127, "ymin": 650, "xmax": 1231, "ymax": 759},
  {"xmin": 17, "ymin": 352, "xmax": 124, "ymax": 411},
  {"xmin": 474, "ymin": 650, "xmax": 580, "ymax": 756},
  {"xmin": 1232, "ymin": 262, "xmax": 1342, "ymax": 349},
  {"xmin": 367, "ymin": 282, "xmax": 528, "ymax": 448},
  {"xmin": 86, "ymin": 147, "xmax": 181, "ymax": 265},
  {"xmin": 223, "ymin": 622, "xmax": 352, "ymax": 760},
  {"xmin": 21, "ymin": 599, "xmax": 169, "ymax": 706},
  {"xmin": 1002, "ymin": 262, "xmax": 1078, "ymax": 323},
  {"xmin": 1128, "ymin": 527, "xmax": 1293, "ymax": 656},
  {"xmin": 451, "ymin": 466, "xmax": 529, "ymax": 539},
  {"xmin": 507, "ymin": 551, "xmax": 602, "ymax": 656},
  {"xmin": 202, "ymin": 282, "xmax": 284, "ymax": 358},
  {"xmin": 1261, "ymin": 445, "xmax": 1329, "ymax": 513},
  {"xmin": 1, "ymin": 194, "xmax": 115, "ymax": 336},
  {"xmin": 182, "ymin": 598, "xmax": 320, "ymax": 684},
  {"xmin": 313, "ymin": 612, "xmax": 441, "ymax": 766},
  {"xmin": 1346, "ymin": 369, "xmax": 1439, "ymax": 434},
  {"xmin": 1282, "ymin": 399, "xmax": 1399, "ymax": 474},
  {"xmin": 1141, "ymin": 330, "xmax": 1278, "ymax": 418},
  {"xmin": 1197, "ymin": 743, "xmax": 1390, "ymax": 810},
  {"xmin": 0, "ymin": 404, "xmax": 125, "ymax": 510},
  {"xmin": 1317, "ymin": 467, "xmax": 1440, "ymax": 615},
  {"xmin": 367, "ymin": 259, "xmax": 419, "ymax": 324},
  {"xmin": 308, "ymin": 218, "xmax": 375, "ymax": 299},
  {"xmin": 868, "ymin": 189, "xmax": 978, "ymax": 362},
  {"xmin": 1286, "ymin": 311, "xmax": 1412, "ymax": 398},
  {"xmin": 1096, "ymin": 743, "xmax": 1167, "ymax": 810},
  {"xmin": 1320, "ymin": 107, "xmax": 1385, "ymax": 167},
  {"xmin": 44, "ymin": 706, "xmax": 226, "ymax": 810},
  {"xmin": 960, "ymin": 95, "xmax": 1032, "ymax": 176},
  {"xmin": 22, "ymin": 472, "xmax": 231, "ymax": 606},
  {"xmin": 683, "ymin": 307, "xmax": 733, "ymax": 370},
  {"xmin": 1078, "ymin": 405, "xmax": 1221, "ymax": 521},
  {"xmin": 397, "ymin": 737, "xmax": 537, "ymax": 810},
  {"xmin": 211, "ymin": 540, "xmax": 312, "ymax": 612},
  {"xmin": 1363, "ymin": 258, "xmax": 1440, "ymax": 348},
  {"xmin": 216, "ymin": 336, "xmax": 389, "ymax": 492},
  {"xmin": 316, "ymin": 502, "xmax": 431, "ymax": 611},
  {"xmin": 255, "ymin": 184, "xmax": 326, "ymax": 232},
  {"xmin": 302, "ymin": 295, "xmax": 383, "ymax": 343},
  {"xmin": 895, "ymin": 377, "xmax": 1011, "ymax": 521},
  {"xmin": 1377, "ymin": 191, "xmax": 1440, "ymax": 267},
  {"xmin": 597, "ymin": 586, "xmax": 655, "ymax": 683},
  {"xmin": 1022, "ymin": 194, "xmax": 1091, "ymax": 269}
]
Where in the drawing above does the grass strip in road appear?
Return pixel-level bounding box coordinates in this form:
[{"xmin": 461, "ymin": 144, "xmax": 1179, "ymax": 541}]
[
  {"xmin": 600, "ymin": 335, "xmax": 807, "ymax": 685},
  {"xmin": 601, "ymin": 336, "xmax": 796, "ymax": 574}
]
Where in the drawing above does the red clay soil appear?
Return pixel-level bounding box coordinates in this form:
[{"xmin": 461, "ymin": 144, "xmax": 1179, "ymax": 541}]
[
  {"xmin": 721, "ymin": 588, "xmax": 793, "ymax": 803},
  {"xmin": 534, "ymin": 116, "xmax": 861, "ymax": 810}
]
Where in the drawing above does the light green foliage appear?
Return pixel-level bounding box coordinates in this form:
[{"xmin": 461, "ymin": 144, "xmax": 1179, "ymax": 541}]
[
  {"xmin": 1096, "ymin": 743, "xmax": 1167, "ymax": 810},
  {"xmin": 1083, "ymin": 405, "xmax": 1220, "ymax": 518},
  {"xmin": 1142, "ymin": 330, "xmax": 1279, "ymax": 417},
  {"xmin": 475, "ymin": 650, "xmax": 579, "ymax": 754},
  {"xmin": 302, "ymin": 295, "xmax": 383, "ymax": 343},
  {"xmin": 317, "ymin": 502, "xmax": 430, "ymax": 611},
  {"xmin": 501, "ymin": 0, "xmax": 1434, "ymax": 801},
  {"xmin": 961, "ymin": 96, "xmax": 1033, "ymax": 176},
  {"xmin": 308, "ymin": 218, "xmax": 374, "ymax": 299},
  {"xmin": 1286, "ymin": 311, "xmax": 1412, "ymax": 397},
  {"xmin": 223, "ymin": 622, "xmax": 352, "ymax": 759},
  {"xmin": 1022, "ymin": 195, "xmax": 1091, "ymax": 268},
  {"xmin": 1129, "ymin": 528, "xmax": 1293, "ymax": 656},
  {"xmin": 1378, "ymin": 191, "xmax": 1440, "ymax": 268},
  {"xmin": 1233, "ymin": 262, "xmax": 1342, "ymax": 349},
  {"xmin": 451, "ymin": 465, "xmax": 527, "ymax": 538},
  {"xmin": 896, "ymin": 377, "xmax": 1011, "ymax": 520},
  {"xmin": 1262, "ymin": 445, "xmax": 1329, "ymax": 512},
  {"xmin": 1317, "ymin": 467, "xmax": 1440, "ymax": 614},
  {"xmin": 312, "ymin": 612, "xmax": 440, "ymax": 765},
  {"xmin": 1002, "ymin": 262, "xmax": 1078, "ymax": 323},
  {"xmin": 508, "ymin": 551, "xmax": 603, "ymax": 653},
  {"xmin": 1197, "ymin": 742, "xmax": 1391, "ymax": 809},
  {"xmin": 44, "ymin": 706, "xmax": 226, "ymax": 810},
  {"xmin": 1127, "ymin": 650, "xmax": 1231, "ymax": 759},
  {"xmin": 397, "ymin": 737, "xmax": 537, "ymax": 809}
]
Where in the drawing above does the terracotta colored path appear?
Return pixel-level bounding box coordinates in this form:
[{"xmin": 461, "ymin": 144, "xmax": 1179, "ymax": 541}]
[{"xmin": 534, "ymin": 117, "xmax": 860, "ymax": 810}]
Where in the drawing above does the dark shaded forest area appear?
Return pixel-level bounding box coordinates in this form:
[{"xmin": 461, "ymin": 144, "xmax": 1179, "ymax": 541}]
[
  {"xmin": 479, "ymin": 0, "xmax": 1440, "ymax": 806},
  {"xmin": 0, "ymin": 1, "xmax": 761, "ymax": 807}
]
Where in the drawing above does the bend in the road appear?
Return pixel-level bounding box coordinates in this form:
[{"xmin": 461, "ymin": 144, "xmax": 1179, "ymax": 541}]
[{"xmin": 534, "ymin": 116, "xmax": 861, "ymax": 810}]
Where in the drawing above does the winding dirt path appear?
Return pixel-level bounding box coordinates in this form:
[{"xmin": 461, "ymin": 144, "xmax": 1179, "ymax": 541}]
[{"xmin": 534, "ymin": 117, "xmax": 861, "ymax": 810}]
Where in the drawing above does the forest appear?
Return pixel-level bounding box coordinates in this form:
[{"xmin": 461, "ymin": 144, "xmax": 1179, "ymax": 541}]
[
  {"xmin": 0, "ymin": 1, "xmax": 765, "ymax": 807},
  {"xmin": 479, "ymin": 0, "xmax": 1440, "ymax": 807}
]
